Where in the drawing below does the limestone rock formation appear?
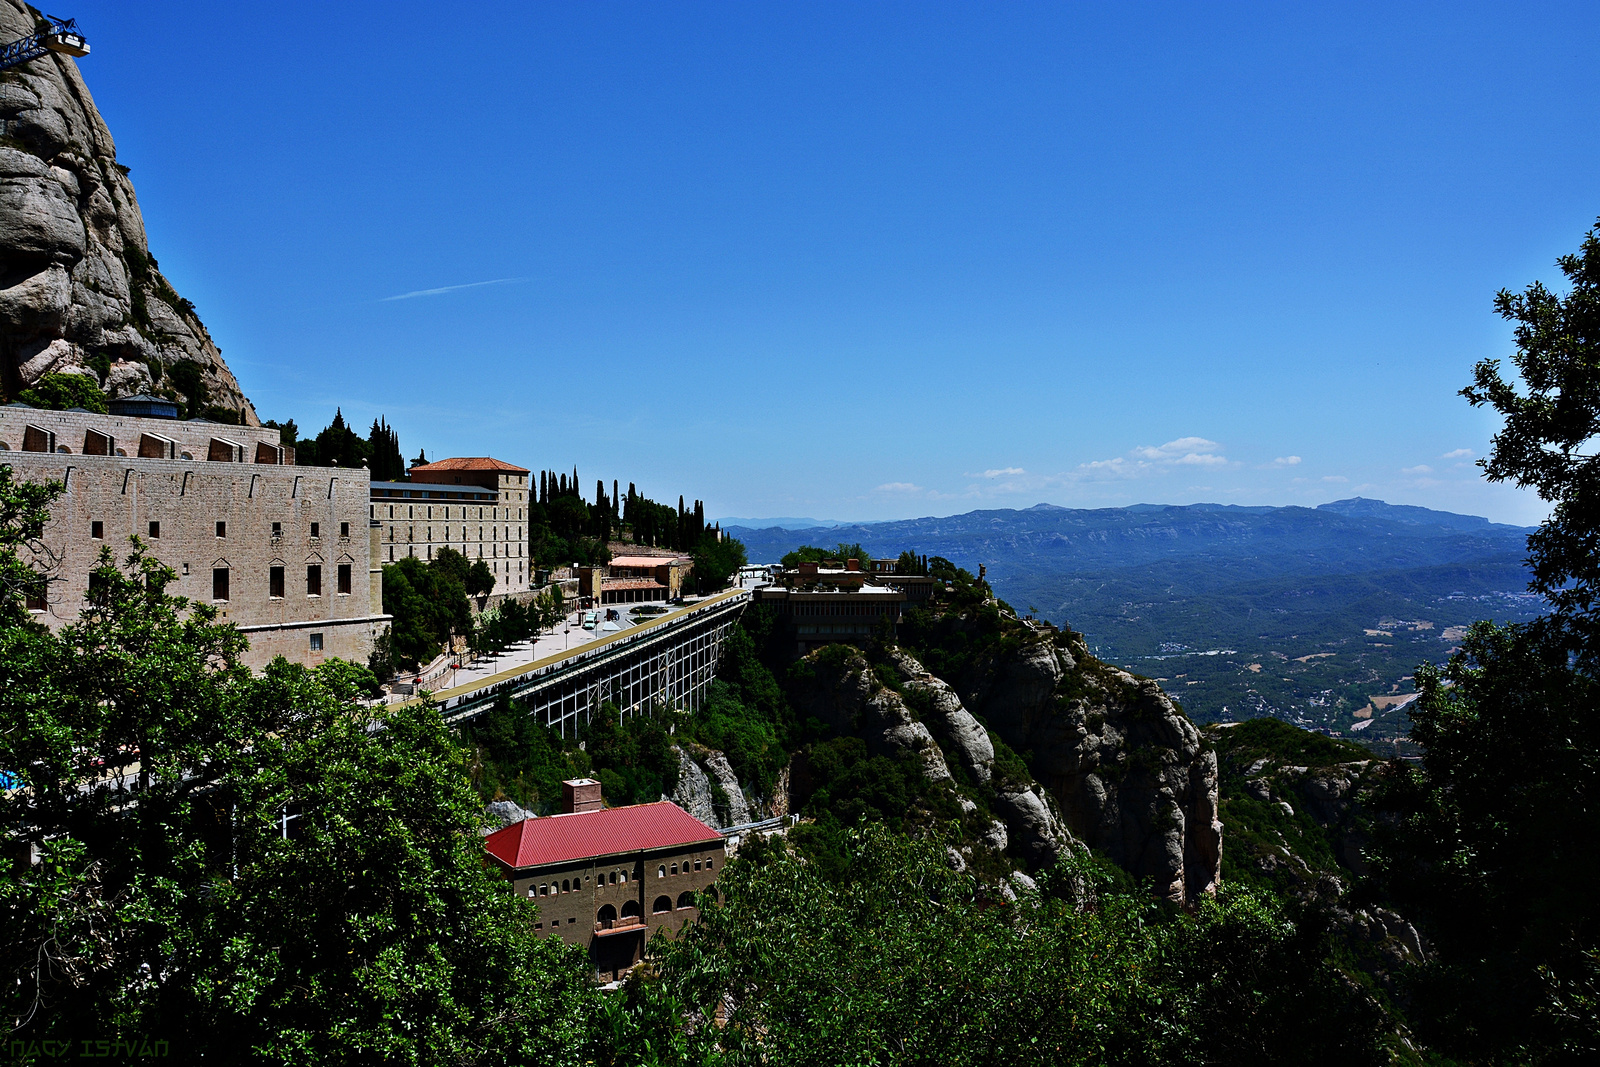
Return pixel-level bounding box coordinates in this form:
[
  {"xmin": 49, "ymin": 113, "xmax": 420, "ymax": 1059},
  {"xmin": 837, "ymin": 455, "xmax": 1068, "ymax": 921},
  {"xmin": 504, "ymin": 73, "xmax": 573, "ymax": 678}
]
[
  {"xmin": 666, "ymin": 745, "xmax": 756, "ymax": 829},
  {"xmin": 0, "ymin": 0, "xmax": 256, "ymax": 420},
  {"xmin": 703, "ymin": 751, "xmax": 752, "ymax": 828},
  {"xmin": 954, "ymin": 630, "xmax": 1223, "ymax": 905},
  {"xmin": 666, "ymin": 747, "xmax": 718, "ymax": 828},
  {"xmin": 788, "ymin": 645, "xmax": 1071, "ymax": 870},
  {"xmin": 483, "ymin": 799, "xmax": 534, "ymax": 833}
]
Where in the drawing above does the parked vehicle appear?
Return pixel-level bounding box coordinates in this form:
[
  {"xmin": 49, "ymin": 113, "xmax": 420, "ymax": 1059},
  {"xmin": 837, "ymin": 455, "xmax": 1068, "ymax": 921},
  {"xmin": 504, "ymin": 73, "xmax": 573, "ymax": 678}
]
[
  {"xmin": 605, "ymin": 608, "xmax": 619, "ymax": 621},
  {"xmin": 582, "ymin": 611, "xmax": 598, "ymax": 630}
]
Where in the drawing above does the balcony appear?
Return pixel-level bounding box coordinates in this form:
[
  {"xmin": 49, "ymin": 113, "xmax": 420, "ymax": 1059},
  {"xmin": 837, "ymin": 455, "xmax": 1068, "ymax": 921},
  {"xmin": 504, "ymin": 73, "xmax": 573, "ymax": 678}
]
[{"xmin": 593, "ymin": 918, "xmax": 647, "ymax": 937}]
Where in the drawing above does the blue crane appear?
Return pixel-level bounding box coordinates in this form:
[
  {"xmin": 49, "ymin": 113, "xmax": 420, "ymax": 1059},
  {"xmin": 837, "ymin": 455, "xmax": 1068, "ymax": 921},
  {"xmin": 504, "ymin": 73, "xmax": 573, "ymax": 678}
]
[{"xmin": 0, "ymin": 13, "xmax": 88, "ymax": 74}]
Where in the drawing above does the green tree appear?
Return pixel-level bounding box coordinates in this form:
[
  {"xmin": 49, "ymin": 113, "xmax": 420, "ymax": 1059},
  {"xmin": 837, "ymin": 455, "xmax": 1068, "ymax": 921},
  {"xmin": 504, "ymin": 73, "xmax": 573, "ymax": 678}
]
[
  {"xmin": 0, "ymin": 485, "xmax": 601, "ymax": 1060},
  {"xmin": 1374, "ymin": 622, "xmax": 1600, "ymax": 1062},
  {"xmin": 367, "ymin": 416, "xmax": 406, "ymax": 481},
  {"xmin": 17, "ymin": 371, "xmax": 109, "ymax": 413},
  {"xmin": 382, "ymin": 554, "xmax": 473, "ymax": 669},
  {"xmin": 691, "ymin": 533, "xmax": 747, "ymax": 594},
  {"xmin": 1369, "ymin": 218, "xmax": 1600, "ymax": 1062},
  {"xmin": 647, "ymin": 826, "xmax": 1386, "ymax": 1066},
  {"xmin": 1465, "ymin": 216, "xmax": 1600, "ymax": 652}
]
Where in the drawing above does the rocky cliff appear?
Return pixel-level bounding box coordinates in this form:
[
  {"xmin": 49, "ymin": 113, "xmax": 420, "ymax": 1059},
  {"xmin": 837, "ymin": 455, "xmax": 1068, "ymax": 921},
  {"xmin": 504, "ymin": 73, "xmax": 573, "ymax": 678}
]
[
  {"xmin": 774, "ymin": 591, "xmax": 1222, "ymax": 905},
  {"xmin": 0, "ymin": 0, "xmax": 256, "ymax": 420}
]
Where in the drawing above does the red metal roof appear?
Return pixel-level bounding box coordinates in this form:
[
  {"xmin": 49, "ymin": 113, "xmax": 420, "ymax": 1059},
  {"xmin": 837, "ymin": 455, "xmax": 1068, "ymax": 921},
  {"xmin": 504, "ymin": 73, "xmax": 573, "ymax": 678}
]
[
  {"xmin": 484, "ymin": 802, "xmax": 721, "ymax": 870},
  {"xmin": 410, "ymin": 457, "xmax": 530, "ymax": 473}
]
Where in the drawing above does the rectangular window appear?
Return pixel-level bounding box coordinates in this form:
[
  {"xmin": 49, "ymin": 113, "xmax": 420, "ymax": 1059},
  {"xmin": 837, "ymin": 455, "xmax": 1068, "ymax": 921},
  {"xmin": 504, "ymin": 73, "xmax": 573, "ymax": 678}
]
[
  {"xmin": 272, "ymin": 521, "xmax": 282, "ymax": 536},
  {"xmin": 215, "ymin": 520, "xmax": 226, "ymax": 538},
  {"xmin": 90, "ymin": 520, "xmax": 103, "ymax": 539},
  {"xmin": 212, "ymin": 568, "xmax": 229, "ymax": 602},
  {"xmin": 309, "ymin": 632, "xmax": 323, "ymax": 652},
  {"xmin": 307, "ymin": 565, "xmax": 322, "ymax": 597},
  {"xmin": 340, "ymin": 521, "xmax": 349, "ymax": 538},
  {"xmin": 310, "ymin": 522, "xmax": 320, "ymax": 538},
  {"xmin": 269, "ymin": 566, "xmax": 285, "ymax": 599},
  {"xmin": 337, "ymin": 563, "xmax": 352, "ymax": 594},
  {"xmin": 148, "ymin": 520, "xmax": 160, "ymax": 539}
]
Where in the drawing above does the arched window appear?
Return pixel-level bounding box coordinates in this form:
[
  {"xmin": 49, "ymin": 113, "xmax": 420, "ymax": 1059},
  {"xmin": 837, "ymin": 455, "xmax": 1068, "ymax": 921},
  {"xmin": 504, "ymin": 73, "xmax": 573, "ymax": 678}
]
[
  {"xmin": 620, "ymin": 871, "xmax": 628, "ymax": 883},
  {"xmin": 621, "ymin": 900, "xmax": 642, "ymax": 919},
  {"xmin": 562, "ymin": 879, "xmax": 570, "ymax": 893},
  {"xmin": 596, "ymin": 904, "xmax": 617, "ymax": 928},
  {"xmin": 671, "ymin": 863, "xmax": 678, "ymax": 876},
  {"xmin": 652, "ymin": 896, "xmax": 673, "ymax": 914},
  {"xmin": 527, "ymin": 887, "xmax": 536, "ymax": 898},
  {"xmin": 609, "ymin": 871, "xmax": 617, "ymax": 884},
  {"xmin": 658, "ymin": 865, "xmax": 666, "ymax": 878},
  {"xmin": 676, "ymin": 891, "xmax": 695, "ymax": 910},
  {"xmin": 706, "ymin": 857, "xmax": 714, "ymax": 870}
]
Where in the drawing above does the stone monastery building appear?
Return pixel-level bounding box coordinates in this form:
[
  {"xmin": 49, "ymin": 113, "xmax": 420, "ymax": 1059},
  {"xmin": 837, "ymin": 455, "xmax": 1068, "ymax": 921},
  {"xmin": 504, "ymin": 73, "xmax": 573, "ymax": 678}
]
[
  {"xmin": 1, "ymin": 398, "xmax": 388, "ymax": 669},
  {"xmin": 371, "ymin": 456, "xmax": 531, "ymax": 596},
  {"xmin": 484, "ymin": 778, "xmax": 725, "ymax": 981}
]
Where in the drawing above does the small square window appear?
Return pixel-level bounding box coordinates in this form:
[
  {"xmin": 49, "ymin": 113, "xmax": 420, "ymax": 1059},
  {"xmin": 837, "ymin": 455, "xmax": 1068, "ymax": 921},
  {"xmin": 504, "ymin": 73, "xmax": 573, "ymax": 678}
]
[
  {"xmin": 147, "ymin": 520, "xmax": 160, "ymax": 539},
  {"xmin": 340, "ymin": 521, "xmax": 350, "ymax": 537},
  {"xmin": 215, "ymin": 520, "xmax": 226, "ymax": 538},
  {"xmin": 90, "ymin": 520, "xmax": 103, "ymax": 539},
  {"xmin": 309, "ymin": 632, "xmax": 323, "ymax": 652},
  {"xmin": 310, "ymin": 522, "xmax": 320, "ymax": 538}
]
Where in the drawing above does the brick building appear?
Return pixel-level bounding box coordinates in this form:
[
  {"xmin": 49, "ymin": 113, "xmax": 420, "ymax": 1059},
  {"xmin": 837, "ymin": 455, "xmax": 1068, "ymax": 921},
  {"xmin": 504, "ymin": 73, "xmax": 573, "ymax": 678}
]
[
  {"xmin": 0, "ymin": 402, "xmax": 388, "ymax": 669},
  {"xmin": 483, "ymin": 779, "xmax": 725, "ymax": 981},
  {"xmin": 374, "ymin": 457, "xmax": 531, "ymax": 596}
]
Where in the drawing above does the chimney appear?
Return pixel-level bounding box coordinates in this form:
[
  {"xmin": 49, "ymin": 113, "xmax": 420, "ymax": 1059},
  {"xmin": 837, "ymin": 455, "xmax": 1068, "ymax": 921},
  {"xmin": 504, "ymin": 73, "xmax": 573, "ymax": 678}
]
[
  {"xmin": 846, "ymin": 558, "xmax": 860, "ymax": 571},
  {"xmin": 562, "ymin": 778, "xmax": 603, "ymax": 814}
]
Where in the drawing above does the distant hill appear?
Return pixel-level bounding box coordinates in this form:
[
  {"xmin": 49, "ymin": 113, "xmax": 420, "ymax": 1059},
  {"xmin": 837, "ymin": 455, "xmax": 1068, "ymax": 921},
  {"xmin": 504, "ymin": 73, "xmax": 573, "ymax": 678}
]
[{"xmin": 726, "ymin": 499, "xmax": 1546, "ymax": 742}]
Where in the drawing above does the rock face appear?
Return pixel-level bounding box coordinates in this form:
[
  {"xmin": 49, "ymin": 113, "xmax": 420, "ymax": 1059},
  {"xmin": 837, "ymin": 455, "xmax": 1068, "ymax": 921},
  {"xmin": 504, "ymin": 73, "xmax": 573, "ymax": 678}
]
[
  {"xmin": 0, "ymin": 0, "xmax": 256, "ymax": 419},
  {"xmin": 483, "ymin": 799, "xmax": 534, "ymax": 833},
  {"xmin": 953, "ymin": 629, "xmax": 1222, "ymax": 905},
  {"xmin": 666, "ymin": 747, "xmax": 718, "ymax": 828},
  {"xmin": 788, "ymin": 645, "xmax": 1073, "ymax": 870},
  {"xmin": 665, "ymin": 745, "xmax": 755, "ymax": 829}
]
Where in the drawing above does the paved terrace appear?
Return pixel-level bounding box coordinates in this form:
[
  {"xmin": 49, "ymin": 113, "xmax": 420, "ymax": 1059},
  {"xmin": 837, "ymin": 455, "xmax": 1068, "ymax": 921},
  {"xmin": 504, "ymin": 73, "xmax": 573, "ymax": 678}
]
[{"xmin": 399, "ymin": 587, "xmax": 751, "ymax": 733}]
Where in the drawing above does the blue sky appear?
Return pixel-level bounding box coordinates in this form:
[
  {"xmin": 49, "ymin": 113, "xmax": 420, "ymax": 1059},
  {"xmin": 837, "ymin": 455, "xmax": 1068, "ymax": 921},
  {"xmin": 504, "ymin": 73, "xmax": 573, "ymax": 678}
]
[{"xmin": 64, "ymin": 1, "xmax": 1600, "ymax": 525}]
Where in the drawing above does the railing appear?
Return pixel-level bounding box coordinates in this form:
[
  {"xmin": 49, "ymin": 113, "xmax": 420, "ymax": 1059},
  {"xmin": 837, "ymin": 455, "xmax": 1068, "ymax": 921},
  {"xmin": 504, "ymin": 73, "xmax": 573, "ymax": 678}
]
[{"xmin": 594, "ymin": 918, "xmax": 647, "ymax": 936}]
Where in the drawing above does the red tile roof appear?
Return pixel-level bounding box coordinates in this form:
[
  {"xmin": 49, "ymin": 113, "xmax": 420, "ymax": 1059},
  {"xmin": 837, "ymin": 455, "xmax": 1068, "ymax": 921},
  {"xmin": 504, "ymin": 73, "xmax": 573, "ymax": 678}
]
[
  {"xmin": 410, "ymin": 457, "xmax": 530, "ymax": 473},
  {"xmin": 484, "ymin": 802, "xmax": 721, "ymax": 870}
]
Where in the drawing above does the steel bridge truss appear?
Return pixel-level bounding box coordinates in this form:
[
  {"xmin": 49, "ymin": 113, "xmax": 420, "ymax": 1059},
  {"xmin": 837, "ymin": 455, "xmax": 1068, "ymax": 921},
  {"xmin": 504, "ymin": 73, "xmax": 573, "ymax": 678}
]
[{"xmin": 438, "ymin": 593, "xmax": 749, "ymax": 734}]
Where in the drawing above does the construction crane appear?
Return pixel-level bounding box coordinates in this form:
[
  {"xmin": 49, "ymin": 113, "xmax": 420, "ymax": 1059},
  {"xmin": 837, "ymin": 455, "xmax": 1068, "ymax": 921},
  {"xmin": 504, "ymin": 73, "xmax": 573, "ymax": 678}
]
[{"xmin": 0, "ymin": 13, "xmax": 88, "ymax": 74}]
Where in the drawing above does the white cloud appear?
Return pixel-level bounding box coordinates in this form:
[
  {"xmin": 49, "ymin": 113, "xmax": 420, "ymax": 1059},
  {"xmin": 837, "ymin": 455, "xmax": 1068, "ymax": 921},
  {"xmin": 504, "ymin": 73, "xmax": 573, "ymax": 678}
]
[
  {"xmin": 982, "ymin": 467, "xmax": 1025, "ymax": 478},
  {"xmin": 875, "ymin": 482, "xmax": 922, "ymax": 494},
  {"xmin": 1078, "ymin": 437, "xmax": 1228, "ymax": 479},
  {"xmin": 1441, "ymin": 448, "xmax": 1474, "ymax": 459},
  {"xmin": 1272, "ymin": 456, "xmax": 1302, "ymax": 467},
  {"xmin": 380, "ymin": 277, "xmax": 523, "ymax": 301},
  {"xmin": 1322, "ymin": 475, "xmax": 1349, "ymax": 483},
  {"xmin": 1402, "ymin": 464, "xmax": 1434, "ymax": 476}
]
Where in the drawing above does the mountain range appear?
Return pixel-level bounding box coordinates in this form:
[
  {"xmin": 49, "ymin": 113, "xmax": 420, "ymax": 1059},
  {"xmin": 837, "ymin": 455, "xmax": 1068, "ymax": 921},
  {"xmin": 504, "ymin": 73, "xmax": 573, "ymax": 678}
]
[{"xmin": 726, "ymin": 499, "xmax": 1546, "ymax": 742}]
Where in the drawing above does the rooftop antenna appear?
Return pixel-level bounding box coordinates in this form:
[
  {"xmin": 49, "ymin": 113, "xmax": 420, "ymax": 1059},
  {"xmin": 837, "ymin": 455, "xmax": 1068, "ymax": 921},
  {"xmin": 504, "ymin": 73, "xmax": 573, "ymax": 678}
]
[{"xmin": 0, "ymin": 14, "xmax": 89, "ymax": 74}]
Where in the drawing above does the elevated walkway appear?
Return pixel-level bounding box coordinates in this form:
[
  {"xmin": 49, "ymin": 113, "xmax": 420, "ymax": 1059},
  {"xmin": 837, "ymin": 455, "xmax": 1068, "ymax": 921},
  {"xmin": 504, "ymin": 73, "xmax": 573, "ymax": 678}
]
[{"xmin": 402, "ymin": 588, "xmax": 751, "ymax": 734}]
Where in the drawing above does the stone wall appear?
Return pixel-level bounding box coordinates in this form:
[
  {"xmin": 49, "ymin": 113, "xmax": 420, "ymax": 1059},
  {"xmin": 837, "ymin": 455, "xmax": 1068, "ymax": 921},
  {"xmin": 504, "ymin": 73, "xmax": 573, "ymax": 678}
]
[{"xmin": 6, "ymin": 448, "xmax": 388, "ymax": 669}]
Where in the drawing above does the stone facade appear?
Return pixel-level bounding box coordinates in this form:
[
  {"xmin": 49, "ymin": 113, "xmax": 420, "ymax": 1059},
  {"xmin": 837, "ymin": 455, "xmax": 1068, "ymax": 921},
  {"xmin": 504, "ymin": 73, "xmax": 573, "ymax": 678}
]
[
  {"xmin": 374, "ymin": 457, "xmax": 532, "ymax": 597},
  {"xmin": 1, "ymin": 406, "xmax": 387, "ymax": 670}
]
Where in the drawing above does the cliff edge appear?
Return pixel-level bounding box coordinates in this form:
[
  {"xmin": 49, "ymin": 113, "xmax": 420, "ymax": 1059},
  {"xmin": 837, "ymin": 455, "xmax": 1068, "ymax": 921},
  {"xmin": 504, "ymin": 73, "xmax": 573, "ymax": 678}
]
[{"xmin": 0, "ymin": 0, "xmax": 256, "ymax": 422}]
